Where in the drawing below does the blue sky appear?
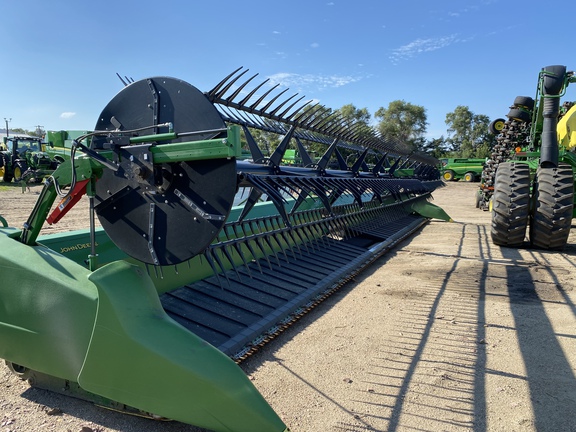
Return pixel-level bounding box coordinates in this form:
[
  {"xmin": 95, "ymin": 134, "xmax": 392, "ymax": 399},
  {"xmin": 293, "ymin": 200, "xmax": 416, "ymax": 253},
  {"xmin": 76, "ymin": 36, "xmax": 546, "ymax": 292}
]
[{"xmin": 2, "ymin": 0, "xmax": 575, "ymax": 140}]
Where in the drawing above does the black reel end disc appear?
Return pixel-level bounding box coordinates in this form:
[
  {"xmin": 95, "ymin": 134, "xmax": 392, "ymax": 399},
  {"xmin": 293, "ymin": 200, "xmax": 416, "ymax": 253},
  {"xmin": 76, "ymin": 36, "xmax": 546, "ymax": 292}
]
[{"xmin": 93, "ymin": 77, "xmax": 236, "ymax": 266}]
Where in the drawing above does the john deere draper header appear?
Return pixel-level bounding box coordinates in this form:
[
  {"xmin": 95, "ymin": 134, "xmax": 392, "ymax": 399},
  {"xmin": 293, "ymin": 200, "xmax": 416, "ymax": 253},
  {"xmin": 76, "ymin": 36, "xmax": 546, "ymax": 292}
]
[{"xmin": 0, "ymin": 69, "xmax": 447, "ymax": 431}]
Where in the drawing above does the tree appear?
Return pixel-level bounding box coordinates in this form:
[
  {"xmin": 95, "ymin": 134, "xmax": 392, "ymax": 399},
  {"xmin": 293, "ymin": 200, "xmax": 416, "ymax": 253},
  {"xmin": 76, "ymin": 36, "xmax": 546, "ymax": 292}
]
[
  {"xmin": 338, "ymin": 104, "xmax": 371, "ymax": 125},
  {"xmin": 374, "ymin": 100, "xmax": 428, "ymax": 151},
  {"xmin": 444, "ymin": 106, "xmax": 493, "ymax": 158},
  {"xmin": 421, "ymin": 136, "xmax": 450, "ymax": 159}
]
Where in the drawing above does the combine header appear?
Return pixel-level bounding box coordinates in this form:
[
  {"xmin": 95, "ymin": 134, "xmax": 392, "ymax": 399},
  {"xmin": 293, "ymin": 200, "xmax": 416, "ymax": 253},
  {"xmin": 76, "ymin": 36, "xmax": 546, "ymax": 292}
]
[{"xmin": 0, "ymin": 70, "xmax": 446, "ymax": 431}]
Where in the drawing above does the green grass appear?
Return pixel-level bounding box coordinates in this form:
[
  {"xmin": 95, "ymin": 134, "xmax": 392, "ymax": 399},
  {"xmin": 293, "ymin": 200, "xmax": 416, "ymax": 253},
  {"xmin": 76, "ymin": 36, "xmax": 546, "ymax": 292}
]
[{"xmin": 0, "ymin": 182, "xmax": 25, "ymax": 191}]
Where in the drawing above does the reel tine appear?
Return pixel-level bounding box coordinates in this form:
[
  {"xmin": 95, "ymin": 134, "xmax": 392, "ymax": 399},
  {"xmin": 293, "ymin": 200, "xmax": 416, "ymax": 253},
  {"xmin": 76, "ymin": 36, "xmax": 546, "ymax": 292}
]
[
  {"xmin": 238, "ymin": 78, "xmax": 270, "ymax": 106},
  {"xmin": 243, "ymin": 239, "xmax": 263, "ymax": 274},
  {"xmin": 222, "ymin": 244, "xmax": 242, "ymax": 281},
  {"xmin": 264, "ymin": 219, "xmax": 290, "ymax": 260},
  {"xmin": 225, "ymin": 73, "xmax": 260, "ymax": 103},
  {"xmin": 256, "ymin": 222, "xmax": 281, "ymax": 266},
  {"xmin": 253, "ymin": 237, "xmax": 273, "ymax": 270},
  {"xmin": 213, "ymin": 68, "xmax": 250, "ymax": 101},
  {"xmin": 203, "ymin": 249, "xmax": 223, "ymax": 289},
  {"xmin": 290, "ymin": 225, "xmax": 309, "ymax": 255},
  {"xmin": 284, "ymin": 227, "xmax": 303, "ymax": 257},
  {"xmin": 211, "ymin": 247, "xmax": 231, "ymax": 287},
  {"xmin": 233, "ymin": 241, "xmax": 253, "ymax": 278},
  {"xmin": 207, "ymin": 66, "xmax": 244, "ymax": 99}
]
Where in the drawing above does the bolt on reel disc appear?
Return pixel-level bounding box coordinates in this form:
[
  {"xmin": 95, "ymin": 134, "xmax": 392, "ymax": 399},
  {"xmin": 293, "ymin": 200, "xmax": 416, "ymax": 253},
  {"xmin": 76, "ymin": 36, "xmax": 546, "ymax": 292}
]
[{"xmin": 91, "ymin": 77, "xmax": 237, "ymax": 266}]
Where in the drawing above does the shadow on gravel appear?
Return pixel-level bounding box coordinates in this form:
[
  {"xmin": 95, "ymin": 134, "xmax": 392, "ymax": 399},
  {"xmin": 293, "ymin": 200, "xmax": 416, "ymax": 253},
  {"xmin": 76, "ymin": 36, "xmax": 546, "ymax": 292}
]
[{"xmin": 499, "ymin": 245, "xmax": 576, "ymax": 431}]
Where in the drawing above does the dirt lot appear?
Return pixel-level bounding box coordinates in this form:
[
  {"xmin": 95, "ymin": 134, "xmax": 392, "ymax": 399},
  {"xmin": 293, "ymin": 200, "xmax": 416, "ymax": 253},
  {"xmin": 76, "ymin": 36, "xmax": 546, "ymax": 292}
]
[{"xmin": 1, "ymin": 180, "xmax": 576, "ymax": 432}]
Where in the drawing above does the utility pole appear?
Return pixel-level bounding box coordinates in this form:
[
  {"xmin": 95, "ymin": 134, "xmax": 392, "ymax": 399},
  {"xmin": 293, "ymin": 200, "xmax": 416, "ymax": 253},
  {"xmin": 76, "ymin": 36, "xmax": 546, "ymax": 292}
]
[{"xmin": 4, "ymin": 117, "xmax": 11, "ymax": 138}]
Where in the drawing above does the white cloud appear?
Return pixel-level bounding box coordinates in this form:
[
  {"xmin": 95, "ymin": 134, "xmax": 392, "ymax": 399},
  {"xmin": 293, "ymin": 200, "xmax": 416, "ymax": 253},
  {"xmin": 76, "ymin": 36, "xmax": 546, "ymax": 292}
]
[
  {"xmin": 389, "ymin": 35, "xmax": 459, "ymax": 64},
  {"xmin": 272, "ymin": 30, "xmax": 281, "ymax": 34},
  {"xmin": 60, "ymin": 112, "xmax": 76, "ymax": 119},
  {"xmin": 327, "ymin": 2, "xmax": 335, "ymax": 5},
  {"xmin": 310, "ymin": 42, "xmax": 320, "ymax": 49},
  {"xmin": 266, "ymin": 72, "xmax": 361, "ymax": 91}
]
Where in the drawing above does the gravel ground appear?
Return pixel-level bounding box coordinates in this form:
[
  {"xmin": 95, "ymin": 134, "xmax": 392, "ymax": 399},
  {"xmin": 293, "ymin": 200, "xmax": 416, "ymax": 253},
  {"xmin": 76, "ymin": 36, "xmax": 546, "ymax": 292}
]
[{"xmin": 1, "ymin": 180, "xmax": 576, "ymax": 432}]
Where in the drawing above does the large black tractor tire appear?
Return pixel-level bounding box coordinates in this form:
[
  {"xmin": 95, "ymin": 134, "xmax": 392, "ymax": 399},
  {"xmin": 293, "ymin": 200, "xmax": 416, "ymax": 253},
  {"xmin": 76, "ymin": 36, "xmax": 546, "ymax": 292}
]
[
  {"xmin": 491, "ymin": 161, "xmax": 531, "ymax": 247},
  {"xmin": 529, "ymin": 164, "xmax": 574, "ymax": 250},
  {"xmin": 513, "ymin": 96, "xmax": 535, "ymax": 111},
  {"xmin": 507, "ymin": 108, "xmax": 531, "ymax": 123},
  {"xmin": 2, "ymin": 169, "xmax": 13, "ymax": 183}
]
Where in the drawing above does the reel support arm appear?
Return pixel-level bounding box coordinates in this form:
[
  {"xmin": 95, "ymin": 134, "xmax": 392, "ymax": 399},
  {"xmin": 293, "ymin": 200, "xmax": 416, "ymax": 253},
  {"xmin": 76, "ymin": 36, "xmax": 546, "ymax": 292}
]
[{"xmin": 20, "ymin": 157, "xmax": 101, "ymax": 246}]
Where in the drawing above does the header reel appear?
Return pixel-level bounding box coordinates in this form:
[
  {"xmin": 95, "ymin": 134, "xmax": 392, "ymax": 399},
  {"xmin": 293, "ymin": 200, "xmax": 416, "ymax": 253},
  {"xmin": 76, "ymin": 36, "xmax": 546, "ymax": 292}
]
[{"xmin": 91, "ymin": 77, "xmax": 238, "ymax": 266}]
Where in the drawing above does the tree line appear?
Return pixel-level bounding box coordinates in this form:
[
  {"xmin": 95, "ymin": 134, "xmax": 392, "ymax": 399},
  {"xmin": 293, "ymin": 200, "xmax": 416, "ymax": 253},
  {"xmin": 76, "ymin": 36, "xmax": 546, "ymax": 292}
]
[
  {"xmin": 246, "ymin": 101, "xmax": 497, "ymax": 162},
  {"xmin": 342, "ymin": 101, "xmax": 496, "ymax": 160}
]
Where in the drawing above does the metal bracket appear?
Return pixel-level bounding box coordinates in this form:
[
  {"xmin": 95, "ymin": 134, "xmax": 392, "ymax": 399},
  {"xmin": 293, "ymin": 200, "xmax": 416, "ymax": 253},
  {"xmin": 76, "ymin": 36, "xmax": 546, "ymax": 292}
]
[
  {"xmin": 174, "ymin": 189, "xmax": 225, "ymax": 221},
  {"xmin": 148, "ymin": 202, "xmax": 159, "ymax": 265}
]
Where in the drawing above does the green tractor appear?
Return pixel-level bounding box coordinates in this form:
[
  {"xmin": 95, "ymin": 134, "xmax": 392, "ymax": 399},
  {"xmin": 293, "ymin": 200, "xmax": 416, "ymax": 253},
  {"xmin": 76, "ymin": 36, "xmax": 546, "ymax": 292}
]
[
  {"xmin": 0, "ymin": 135, "xmax": 58, "ymax": 183},
  {"xmin": 489, "ymin": 65, "xmax": 576, "ymax": 249}
]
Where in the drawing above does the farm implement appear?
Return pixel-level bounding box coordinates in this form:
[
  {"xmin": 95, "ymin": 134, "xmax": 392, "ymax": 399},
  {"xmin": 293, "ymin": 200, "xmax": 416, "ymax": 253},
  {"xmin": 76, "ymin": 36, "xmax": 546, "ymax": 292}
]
[
  {"xmin": 0, "ymin": 70, "xmax": 446, "ymax": 431},
  {"xmin": 0, "ymin": 136, "xmax": 58, "ymax": 183},
  {"xmin": 483, "ymin": 65, "xmax": 576, "ymax": 249}
]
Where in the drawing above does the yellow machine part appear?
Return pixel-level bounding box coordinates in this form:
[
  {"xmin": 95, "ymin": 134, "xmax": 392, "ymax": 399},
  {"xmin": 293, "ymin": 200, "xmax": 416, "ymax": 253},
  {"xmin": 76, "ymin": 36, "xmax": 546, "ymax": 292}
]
[{"xmin": 558, "ymin": 104, "xmax": 576, "ymax": 150}]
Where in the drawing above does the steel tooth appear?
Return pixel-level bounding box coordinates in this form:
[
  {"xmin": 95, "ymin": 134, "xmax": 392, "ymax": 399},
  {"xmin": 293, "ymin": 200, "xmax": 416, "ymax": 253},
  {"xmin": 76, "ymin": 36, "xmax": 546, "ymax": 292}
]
[
  {"xmin": 302, "ymin": 224, "xmax": 318, "ymax": 251},
  {"xmin": 211, "ymin": 247, "xmax": 231, "ymax": 287},
  {"xmin": 226, "ymin": 73, "xmax": 260, "ymax": 103},
  {"xmin": 346, "ymin": 214, "xmax": 357, "ymax": 237},
  {"xmin": 232, "ymin": 241, "xmax": 252, "ymax": 278},
  {"xmin": 253, "ymin": 236, "xmax": 273, "ymax": 270},
  {"xmin": 222, "ymin": 225, "xmax": 233, "ymax": 241},
  {"xmin": 233, "ymin": 223, "xmax": 246, "ymax": 239},
  {"xmin": 325, "ymin": 216, "xmax": 339, "ymax": 239},
  {"xmin": 203, "ymin": 249, "xmax": 223, "ymax": 289},
  {"xmin": 331, "ymin": 215, "xmax": 344, "ymax": 239},
  {"xmin": 339, "ymin": 216, "xmax": 351, "ymax": 239},
  {"xmin": 216, "ymin": 68, "xmax": 251, "ymax": 101},
  {"xmin": 311, "ymin": 211, "xmax": 328, "ymax": 248},
  {"xmin": 243, "ymin": 239, "xmax": 263, "ymax": 274},
  {"xmin": 343, "ymin": 215, "xmax": 356, "ymax": 238},
  {"xmin": 265, "ymin": 218, "xmax": 292, "ymax": 259},
  {"xmin": 277, "ymin": 214, "xmax": 301, "ymax": 256},
  {"xmin": 222, "ymin": 244, "xmax": 242, "ymax": 281},
  {"xmin": 284, "ymin": 227, "xmax": 303, "ymax": 257},
  {"xmin": 277, "ymin": 230, "xmax": 296, "ymax": 259},
  {"xmin": 277, "ymin": 94, "xmax": 307, "ymax": 119},
  {"xmin": 301, "ymin": 215, "xmax": 319, "ymax": 251},
  {"xmin": 248, "ymin": 83, "xmax": 281, "ymax": 110},
  {"xmin": 207, "ymin": 66, "xmax": 243, "ymax": 99},
  {"xmin": 251, "ymin": 237, "xmax": 272, "ymax": 270},
  {"xmin": 271, "ymin": 231, "xmax": 290, "ymax": 260},
  {"xmin": 238, "ymin": 77, "xmax": 270, "ymax": 106},
  {"xmin": 238, "ymin": 188, "xmax": 263, "ymax": 222},
  {"xmin": 262, "ymin": 231, "xmax": 281, "ymax": 266},
  {"xmin": 294, "ymin": 214, "xmax": 314, "ymax": 251},
  {"xmin": 318, "ymin": 220, "xmax": 331, "ymax": 248},
  {"xmin": 291, "ymin": 226, "xmax": 309, "ymax": 255}
]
